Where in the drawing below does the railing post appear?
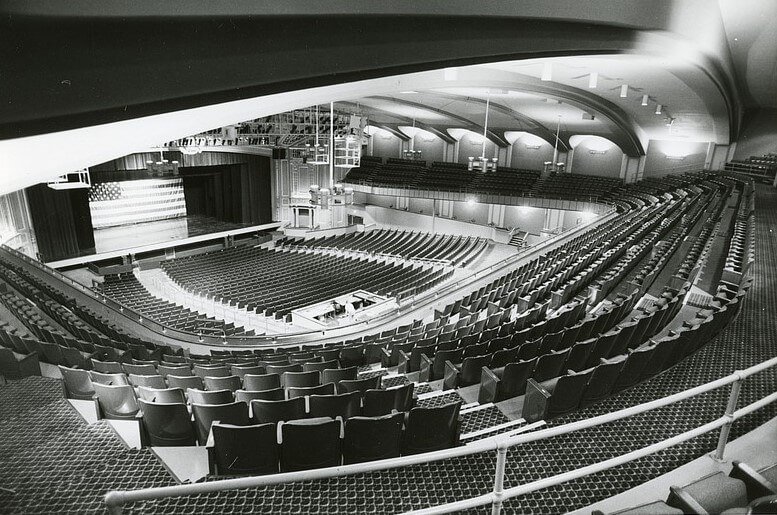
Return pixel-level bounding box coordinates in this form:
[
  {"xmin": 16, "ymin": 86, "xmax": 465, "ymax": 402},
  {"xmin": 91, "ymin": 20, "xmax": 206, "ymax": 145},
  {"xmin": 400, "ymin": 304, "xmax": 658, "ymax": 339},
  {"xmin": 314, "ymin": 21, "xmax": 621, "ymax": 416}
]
[
  {"xmin": 492, "ymin": 444, "xmax": 508, "ymax": 515},
  {"xmin": 104, "ymin": 492, "xmax": 124, "ymax": 515},
  {"xmin": 714, "ymin": 373, "xmax": 743, "ymax": 460}
]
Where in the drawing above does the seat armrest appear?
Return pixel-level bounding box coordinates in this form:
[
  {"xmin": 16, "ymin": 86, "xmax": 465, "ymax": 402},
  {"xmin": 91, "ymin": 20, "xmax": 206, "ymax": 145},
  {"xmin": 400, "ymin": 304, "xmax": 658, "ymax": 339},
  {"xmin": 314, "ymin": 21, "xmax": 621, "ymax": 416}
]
[
  {"xmin": 667, "ymin": 486, "xmax": 710, "ymax": 515},
  {"xmin": 442, "ymin": 360, "xmax": 459, "ymax": 391},
  {"xmin": 19, "ymin": 352, "xmax": 41, "ymax": 376},
  {"xmin": 397, "ymin": 350, "xmax": 411, "ymax": 375},
  {"xmin": 478, "ymin": 366, "xmax": 500, "ymax": 404},
  {"xmin": 206, "ymin": 444, "xmax": 217, "ymax": 475},
  {"xmin": 730, "ymin": 461, "xmax": 777, "ymax": 498},
  {"xmin": 522, "ymin": 378, "xmax": 551, "ymax": 423},
  {"xmin": 418, "ymin": 354, "xmax": 433, "ymax": 383},
  {"xmin": 92, "ymin": 394, "xmax": 103, "ymax": 420},
  {"xmin": 379, "ymin": 347, "xmax": 391, "ymax": 368},
  {"xmin": 205, "ymin": 423, "xmax": 218, "ymax": 449}
]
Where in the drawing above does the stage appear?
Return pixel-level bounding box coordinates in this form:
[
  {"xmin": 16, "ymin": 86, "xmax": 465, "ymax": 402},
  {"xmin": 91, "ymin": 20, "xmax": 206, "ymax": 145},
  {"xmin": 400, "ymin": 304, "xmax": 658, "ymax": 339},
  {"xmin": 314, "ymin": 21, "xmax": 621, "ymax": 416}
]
[
  {"xmin": 48, "ymin": 216, "xmax": 284, "ymax": 269},
  {"xmin": 93, "ymin": 215, "xmax": 252, "ymax": 254}
]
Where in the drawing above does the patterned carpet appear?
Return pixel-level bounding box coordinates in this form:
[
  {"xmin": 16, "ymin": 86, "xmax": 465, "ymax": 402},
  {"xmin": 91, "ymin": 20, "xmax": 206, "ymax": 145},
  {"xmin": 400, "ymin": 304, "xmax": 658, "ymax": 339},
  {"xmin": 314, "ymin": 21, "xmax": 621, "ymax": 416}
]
[
  {"xmin": 123, "ymin": 186, "xmax": 776, "ymax": 514},
  {"xmin": 1, "ymin": 187, "xmax": 774, "ymax": 514},
  {"xmin": 0, "ymin": 377, "xmax": 174, "ymax": 514}
]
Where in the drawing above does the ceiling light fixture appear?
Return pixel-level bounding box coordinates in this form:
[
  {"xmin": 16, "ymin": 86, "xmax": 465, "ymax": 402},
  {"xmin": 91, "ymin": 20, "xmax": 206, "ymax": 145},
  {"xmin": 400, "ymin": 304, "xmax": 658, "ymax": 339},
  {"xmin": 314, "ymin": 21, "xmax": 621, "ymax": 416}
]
[
  {"xmin": 303, "ymin": 104, "xmax": 329, "ymax": 165},
  {"xmin": 541, "ymin": 62, "xmax": 553, "ymax": 81},
  {"xmin": 588, "ymin": 72, "xmax": 598, "ymax": 89},
  {"xmin": 468, "ymin": 93, "xmax": 498, "ymax": 172}
]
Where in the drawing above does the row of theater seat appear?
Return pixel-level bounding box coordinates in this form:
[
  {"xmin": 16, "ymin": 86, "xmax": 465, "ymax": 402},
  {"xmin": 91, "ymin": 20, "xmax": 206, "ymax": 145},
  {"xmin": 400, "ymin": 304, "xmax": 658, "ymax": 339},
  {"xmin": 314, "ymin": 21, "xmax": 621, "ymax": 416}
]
[
  {"xmin": 531, "ymin": 173, "xmax": 623, "ymax": 202},
  {"xmin": 0, "ymin": 254, "xmax": 172, "ymax": 360},
  {"xmin": 276, "ymin": 229, "xmax": 489, "ymax": 267},
  {"xmin": 513, "ymin": 180, "xmax": 754, "ymax": 420},
  {"xmin": 204, "ymin": 401, "xmax": 460, "ymax": 475},
  {"xmin": 371, "ymin": 181, "xmax": 698, "ymax": 406},
  {"xmin": 478, "ymin": 179, "xmax": 740, "ymax": 407},
  {"xmin": 597, "ymin": 461, "xmax": 777, "ymax": 514},
  {"xmin": 56, "ymin": 361, "xmax": 463, "ymax": 475},
  {"xmin": 158, "ymin": 246, "xmax": 451, "ymax": 318},
  {"xmin": 99, "ymin": 274, "xmax": 250, "ymax": 336},
  {"xmin": 521, "ymin": 281, "xmax": 750, "ymax": 421},
  {"xmin": 722, "ymin": 183, "xmax": 755, "ymax": 283}
]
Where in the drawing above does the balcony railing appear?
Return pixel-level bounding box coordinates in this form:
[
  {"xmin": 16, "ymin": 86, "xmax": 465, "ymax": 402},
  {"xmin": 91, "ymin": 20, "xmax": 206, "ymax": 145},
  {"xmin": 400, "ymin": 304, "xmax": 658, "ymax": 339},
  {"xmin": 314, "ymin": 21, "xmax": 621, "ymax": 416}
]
[{"xmin": 103, "ymin": 355, "xmax": 777, "ymax": 514}]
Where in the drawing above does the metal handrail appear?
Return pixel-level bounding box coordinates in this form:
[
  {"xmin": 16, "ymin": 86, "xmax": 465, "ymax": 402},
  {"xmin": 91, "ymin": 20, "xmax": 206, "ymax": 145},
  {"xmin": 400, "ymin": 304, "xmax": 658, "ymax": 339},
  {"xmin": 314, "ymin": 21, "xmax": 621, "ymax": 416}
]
[{"xmin": 104, "ymin": 355, "xmax": 777, "ymax": 514}]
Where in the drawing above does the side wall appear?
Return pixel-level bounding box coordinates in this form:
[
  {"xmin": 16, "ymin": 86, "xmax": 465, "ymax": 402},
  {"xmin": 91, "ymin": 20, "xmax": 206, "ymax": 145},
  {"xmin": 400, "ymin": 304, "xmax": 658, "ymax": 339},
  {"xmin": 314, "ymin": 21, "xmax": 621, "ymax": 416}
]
[{"xmin": 732, "ymin": 109, "xmax": 777, "ymax": 159}]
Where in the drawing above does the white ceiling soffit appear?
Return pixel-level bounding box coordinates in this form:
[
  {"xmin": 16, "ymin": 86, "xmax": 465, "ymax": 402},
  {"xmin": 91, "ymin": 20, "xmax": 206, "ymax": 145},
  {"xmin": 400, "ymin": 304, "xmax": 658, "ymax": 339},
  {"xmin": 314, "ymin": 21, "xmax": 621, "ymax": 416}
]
[{"xmin": 0, "ymin": 43, "xmax": 729, "ymax": 195}]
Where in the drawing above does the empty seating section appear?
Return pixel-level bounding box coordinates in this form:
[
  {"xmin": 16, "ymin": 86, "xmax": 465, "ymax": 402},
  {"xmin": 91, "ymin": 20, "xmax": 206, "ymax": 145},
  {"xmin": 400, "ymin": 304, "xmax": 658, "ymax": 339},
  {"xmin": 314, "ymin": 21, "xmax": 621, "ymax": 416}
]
[
  {"xmin": 49, "ymin": 347, "xmax": 463, "ymax": 473},
  {"xmin": 160, "ymin": 246, "xmax": 451, "ymax": 317},
  {"xmin": 0, "ymin": 171, "xmax": 758, "ymax": 502},
  {"xmin": 344, "ymin": 159, "xmax": 542, "ymax": 195},
  {"xmin": 0, "ymin": 254, "xmax": 178, "ymax": 364},
  {"xmin": 531, "ymin": 172, "xmax": 623, "ymax": 201},
  {"xmin": 98, "ymin": 274, "xmax": 248, "ymax": 336},
  {"xmin": 343, "ymin": 158, "xmax": 623, "ymax": 201},
  {"xmin": 276, "ymin": 228, "xmax": 489, "ymax": 266},
  {"xmin": 725, "ymin": 152, "xmax": 777, "ymax": 182}
]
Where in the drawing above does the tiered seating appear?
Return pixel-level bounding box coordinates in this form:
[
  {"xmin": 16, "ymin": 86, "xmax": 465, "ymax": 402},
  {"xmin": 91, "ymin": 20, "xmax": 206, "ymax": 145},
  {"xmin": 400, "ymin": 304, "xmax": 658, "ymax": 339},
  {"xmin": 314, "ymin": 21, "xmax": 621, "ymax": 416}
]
[
  {"xmin": 515, "ymin": 178, "xmax": 754, "ymax": 421},
  {"xmin": 340, "ymin": 155, "xmax": 382, "ymax": 183},
  {"xmin": 0, "ymin": 253, "xmax": 179, "ymax": 360},
  {"xmin": 531, "ymin": 172, "xmax": 623, "ymax": 201},
  {"xmin": 722, "ymin": 182, "xmax": 756, "ymax": 284},
  {"xmin": 57, "ymin": 351, "xmax": 462, "ymax": 474},
  {"xmin": 470, "ymin": 166, "xmax": 540, "ymax": 195},
  {"xmin": 277, "ymin": 229, "xmax": 489, "ymax": 266},
  {"xmin": 98, "ymin": 274, "xmax": 249, "ymax": 336},
  {"xmin": 160, "ymin": 246, "xmax": 452, "ymax": 317},
  {"xmin": 344, "ymin": 160, "xmax": 542, "ymax": 195},
  {"xmin": 423, "ymin": 162, "xmax": 473, "ymax": 190},
  {"xmin": 0, "ymin": 170, "xmax": 763, "ymax": 514},
  {"xmin": 725, "ymin": 152, "xmax": 777, "ymax": 182}
]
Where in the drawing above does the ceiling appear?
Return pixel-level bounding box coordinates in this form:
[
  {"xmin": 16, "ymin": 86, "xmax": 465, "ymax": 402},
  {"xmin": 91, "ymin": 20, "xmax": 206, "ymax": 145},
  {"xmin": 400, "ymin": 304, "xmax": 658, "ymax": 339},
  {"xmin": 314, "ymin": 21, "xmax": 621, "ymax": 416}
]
[
  {"xmin": 340, "ymin": 53, "xmax": 730, "ymax": 155},
  {"xmin": 0, "ymin": 0, "xmax": 775, "ymax": 193}
]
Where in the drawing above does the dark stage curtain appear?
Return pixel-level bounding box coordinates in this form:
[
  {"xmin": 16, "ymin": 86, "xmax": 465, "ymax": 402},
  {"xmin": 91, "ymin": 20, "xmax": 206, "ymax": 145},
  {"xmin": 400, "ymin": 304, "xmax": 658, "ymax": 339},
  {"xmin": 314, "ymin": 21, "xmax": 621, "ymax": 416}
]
[
  {"xmin": 180, "ymin": 156, "xmax": 272, "ymax": 224},
  {"xmin": 26, "ymin": 184, "xmax": 95, "ymax": 262}
]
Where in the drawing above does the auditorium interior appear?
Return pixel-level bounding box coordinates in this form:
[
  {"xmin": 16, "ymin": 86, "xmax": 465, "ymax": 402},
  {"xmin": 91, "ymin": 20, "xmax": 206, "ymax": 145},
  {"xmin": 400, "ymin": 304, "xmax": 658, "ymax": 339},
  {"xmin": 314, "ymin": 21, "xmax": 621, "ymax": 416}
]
[{"xmin": 2, "ymin": 1, "xmax": 777, "ymax": 513}]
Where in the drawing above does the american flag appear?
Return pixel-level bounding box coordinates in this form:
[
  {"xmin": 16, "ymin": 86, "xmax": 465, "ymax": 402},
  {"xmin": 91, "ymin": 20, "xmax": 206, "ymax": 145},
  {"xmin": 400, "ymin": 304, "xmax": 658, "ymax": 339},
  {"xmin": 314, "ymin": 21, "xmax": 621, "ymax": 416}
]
[{"xmin": 88, "ymin": 178, "xmax": 187, "ymax": 229}]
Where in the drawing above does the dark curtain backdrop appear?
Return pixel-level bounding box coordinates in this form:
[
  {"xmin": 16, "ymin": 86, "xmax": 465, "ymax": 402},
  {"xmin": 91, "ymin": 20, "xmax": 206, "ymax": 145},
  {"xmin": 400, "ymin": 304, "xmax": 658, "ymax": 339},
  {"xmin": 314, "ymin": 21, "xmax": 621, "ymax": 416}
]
[
  {"xmin": 180, "ymin": 158, "xmax": 272, "ymax": 224},
  {"xmin": 90, "ymin": 151, "xmax": 272, "ymax": 224},
  {"xmin": 26, "ymin": 184, "xmax": 95, "ymax": 262}
]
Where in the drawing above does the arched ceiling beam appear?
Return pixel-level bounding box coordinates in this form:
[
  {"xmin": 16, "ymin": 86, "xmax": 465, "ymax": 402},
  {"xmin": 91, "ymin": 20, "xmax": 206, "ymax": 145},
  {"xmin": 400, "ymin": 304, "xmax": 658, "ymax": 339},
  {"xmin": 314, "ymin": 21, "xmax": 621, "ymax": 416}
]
[
  {"xmin": 366, "ymin": 96, "xmax": 509, "ymax": 147},
  {"xmin": 371, "ymin": 124, "xmax": 410, "ymax": 141},
  {"xmin": 496, "ymin": 75, "xmax": 643, "ymax": 156},
  {"xmin": 340, "ymin": 101, "xmax": 455, "ymax": 143},
  {"xmin": 429, "ymin": 92, "xmax": 570, "ymax": 152},
  {"xmin": 385, "ymin": 66, "xmax": 646, "ymax": 156}
]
